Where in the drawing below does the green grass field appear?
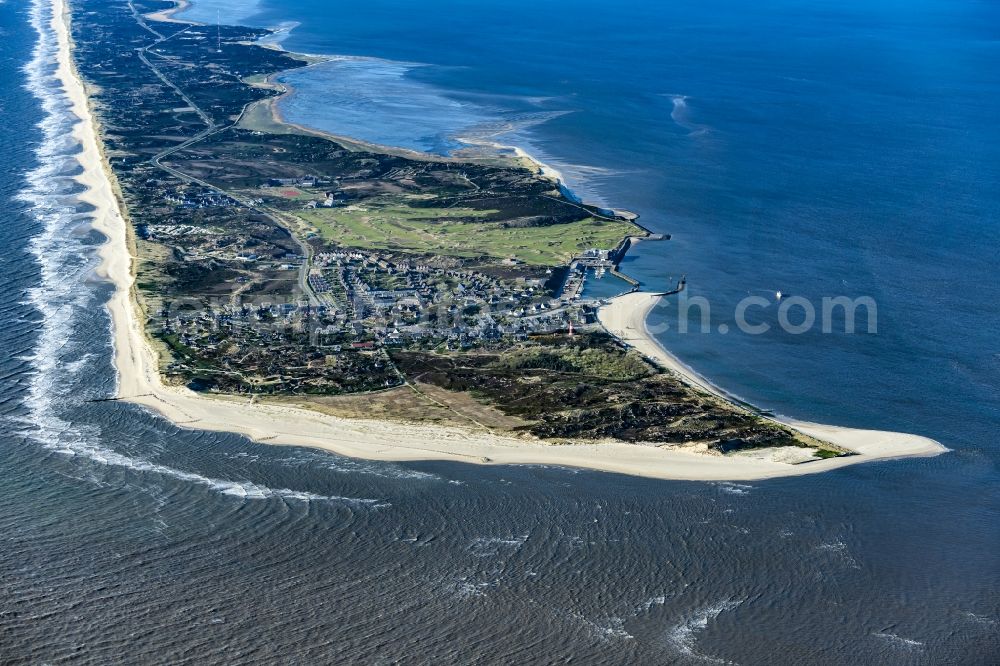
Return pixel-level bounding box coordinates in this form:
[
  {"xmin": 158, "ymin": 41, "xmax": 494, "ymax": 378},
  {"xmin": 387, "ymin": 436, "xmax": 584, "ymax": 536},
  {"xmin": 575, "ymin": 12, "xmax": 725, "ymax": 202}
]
[{"xmin": 295, "ymin": 197, "xmax": 634, "ymax": 266}]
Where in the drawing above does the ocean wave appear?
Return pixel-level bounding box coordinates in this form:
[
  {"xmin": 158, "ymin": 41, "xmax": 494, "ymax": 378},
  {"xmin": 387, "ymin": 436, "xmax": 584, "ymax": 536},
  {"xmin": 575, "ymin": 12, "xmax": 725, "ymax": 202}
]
[
  {"xmin": 960, "ymin": 611, "xmax": 998, "ymax": 627},
  {"xmin": 550, "ymin": 607, "xmax": 634, "ymax": 643},
  {"xmin": 467, "ymin": 534, "xmax": 529, "ymax": 558},
  {"xmin": 52, "ymin": 430, "xmax": 381, "ymax": 504},
  {"xmin": 447, "ymin": 575, "xmax": 492, "ymax": 600},
  {"xmin": 11, "ymin": 394, "xmax": 383, "ymax": 503},
  {"xmin": 20, "ymin": 0, "xmax": 97, "ymax": 408},
  {"xmin": 272, "ymin": 450, "xmax": 441, "ymax": 482},
  {"xmin": 258, "ymin": 21, "xmax": 299, "ymax": 48},
  {"xmin": 16, "ymin": 0, "xmax": 383, "ymax": 509},
  {"xmin": 637, "ymin": 595, "xmax": 667, "ymax": 613},
  {"xmin": 663, "ymin": 599, "xmax": 743, "ymax": 664},
  {"xmin": 872, "ymin": 631, "xmax": 925, "ymax": 651},
  {"xmin": 815, "ymin": 539, "xmax": 862, "ymax": 570},
  {"xmin": 667, "ymin": 93, "xmax": 712, "ymax": 137},
  {"xmin": 713, "ymin": 482, "xmax": 754, "ymax": 495}
]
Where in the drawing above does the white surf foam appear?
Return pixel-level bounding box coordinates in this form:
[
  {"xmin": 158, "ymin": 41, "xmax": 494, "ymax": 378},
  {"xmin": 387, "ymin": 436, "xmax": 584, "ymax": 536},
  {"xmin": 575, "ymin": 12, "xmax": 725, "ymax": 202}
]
[
  {"xmin": 258, "ymin": 20, "xmax": 299, "ymax": 48},
  {"xmin": 668, "ymin": 93, "xmax": 711, "ymax": 137},
  {"xmin": 54, "ymin": 439, "xmax": 382, "ymax": 504},
  {"xmin": 637, "ymin": 595, "xmax": 668, "ymax": 613},
  {"xmin": 16, "ymin": 0, "xmax": 384, "ymax": 507},
  {"xmin": 467, "ymin": 533, "xmax": 530, "ymax": 558},
  {"xmin": 664, "ymin": 599, "xmax": 743, "ymax": 664},
  {"xmin": 872, "ymin": 631, "xmax": 925, "ymax": 651},
  {"xmin": 714, "ymin": 482, "xmax": 754, "ymax": 495},
  {"xmin": 20, "ymin": 0, "xmax": 96, "ymax": 408},
  {"xmin": 274, "ymin": 450, "xmax": 441, "ymax": 481},
  {"xmin": 815, "ymin": 539, "xmax": 862, "ymax": 570}
]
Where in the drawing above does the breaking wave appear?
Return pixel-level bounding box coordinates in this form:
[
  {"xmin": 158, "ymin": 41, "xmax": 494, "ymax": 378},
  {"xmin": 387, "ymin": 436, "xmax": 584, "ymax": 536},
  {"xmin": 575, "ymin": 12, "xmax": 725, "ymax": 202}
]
[
  {"xmin": 669, "ymin": 94, "xmax": 711, "ymax": 136},
  {"xmin": 714, "ymin": 482, "xmax": 754, "ymax": 496},
  {"xmin": 15, "ymin": 0, "xmax": 382, "ymax": 506},
  {"xmin": 664, "ymin": 599, "xmax": 743, "ymax": 664},
  {"xmin": 49, "ymin": 435, "xmax": 384, "ymax": 504},
  {"xmin": 872, "ymin": 631, "xmax": 925, "ymax": 651},
  {"xmin": 467, "ymin": 534, "xmax": 530, "ymax": 558}
]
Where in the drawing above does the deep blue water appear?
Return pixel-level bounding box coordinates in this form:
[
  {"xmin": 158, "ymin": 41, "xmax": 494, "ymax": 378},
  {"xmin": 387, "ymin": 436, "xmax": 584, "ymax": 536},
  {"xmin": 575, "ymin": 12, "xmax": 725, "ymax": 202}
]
[
  {"xmin": 186, "ymin": 0, "xmax": 1000, "ymax": 448},
  {"xmin": 0, "ymin": 0, "xmax": 997, "ymax": 662}
]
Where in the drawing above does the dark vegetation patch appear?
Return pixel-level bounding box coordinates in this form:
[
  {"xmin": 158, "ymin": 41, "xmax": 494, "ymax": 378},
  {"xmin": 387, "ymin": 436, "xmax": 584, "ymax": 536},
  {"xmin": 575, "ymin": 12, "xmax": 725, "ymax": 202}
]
[{"xmin": 392, "ymin": 334, "xmax": 804, "ymax": 452}]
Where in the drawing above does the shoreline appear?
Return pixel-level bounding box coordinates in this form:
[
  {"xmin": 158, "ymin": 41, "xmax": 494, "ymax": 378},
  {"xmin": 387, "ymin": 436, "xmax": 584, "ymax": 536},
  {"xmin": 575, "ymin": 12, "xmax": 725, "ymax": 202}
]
[
  {"xmin": 161, "ymin": 0, "xmax": 598, "ymax": 210},
  {"xmin": 261, "ymin": 65, "xmax": 571, "ymax": 187},
  {"xmin": 234, "ymin": 22, "xmax": 582, "ymax": 195},
  {"xmin": 56, "ymin": 0, "xmax": 947, "ymax": 481},
  {"xmin": 597, "ymin": 293, "xmax": 949, "ymax": 466},
  {"xmin": 143, "ymin": 0, "xmax": 190, "ymax": 23},
  {"xmin": 254, "ymin": 67, "xmax": 621, "ymax": 232}
]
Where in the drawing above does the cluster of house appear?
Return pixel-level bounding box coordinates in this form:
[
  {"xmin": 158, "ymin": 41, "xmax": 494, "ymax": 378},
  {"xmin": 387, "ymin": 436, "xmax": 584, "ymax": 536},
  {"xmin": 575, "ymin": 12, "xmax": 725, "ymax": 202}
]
[
  {"xmin": 154, "ymin": 240, "xmax": 612, "ymax": 367},
  {"xmin": 304, "ymin": 249, "xmax": 600, "ymax": 347},
  {"xmin": 158, "ymin": 302, "xmax": 402, "ymax": 391},
  {"xmin": 163, "ymin": 186, "xmax": 238, "ymax": 209}
]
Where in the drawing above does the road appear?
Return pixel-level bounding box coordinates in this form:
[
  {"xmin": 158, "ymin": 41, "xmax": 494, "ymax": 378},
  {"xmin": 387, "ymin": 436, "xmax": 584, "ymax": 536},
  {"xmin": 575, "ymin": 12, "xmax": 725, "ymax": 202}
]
[{"xmin": 125, "ymin": 1, "xmax": 320, "ymax": 306}]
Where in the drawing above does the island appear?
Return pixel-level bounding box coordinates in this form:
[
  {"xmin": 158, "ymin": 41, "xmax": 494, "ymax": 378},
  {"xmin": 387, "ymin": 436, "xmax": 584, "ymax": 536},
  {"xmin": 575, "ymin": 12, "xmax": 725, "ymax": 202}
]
[{"xmin": 55, "ymin": 0, "xmax": 947, "ymax": 479}]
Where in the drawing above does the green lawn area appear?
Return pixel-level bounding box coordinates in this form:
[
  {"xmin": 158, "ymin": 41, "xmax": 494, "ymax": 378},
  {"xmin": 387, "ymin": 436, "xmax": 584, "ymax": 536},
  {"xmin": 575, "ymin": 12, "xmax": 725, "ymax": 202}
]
[{"xmin": 296, "ymin": 198, "xmax": 635, "ymax": 266}]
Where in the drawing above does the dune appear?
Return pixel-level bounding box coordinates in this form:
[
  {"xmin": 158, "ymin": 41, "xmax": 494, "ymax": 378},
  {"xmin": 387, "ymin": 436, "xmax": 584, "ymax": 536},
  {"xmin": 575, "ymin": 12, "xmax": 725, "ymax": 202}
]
[{"xmin": 55, "ymin": 0, "xmax": 946, "ymax": 482}]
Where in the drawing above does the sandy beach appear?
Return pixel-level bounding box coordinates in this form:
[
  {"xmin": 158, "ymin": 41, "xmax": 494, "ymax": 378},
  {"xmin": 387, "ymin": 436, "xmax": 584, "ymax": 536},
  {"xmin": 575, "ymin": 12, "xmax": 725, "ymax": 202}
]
[
  {"xmin": 142, "ymin": 0, "xmax": 189, "ymax": 23},
  {"xmin": 597, "ymin": 292, "xmax": 949, "ymax": 467},
  {"xmin": 55, "ymin": 0, "xmax": 946, "ymax": 481}
]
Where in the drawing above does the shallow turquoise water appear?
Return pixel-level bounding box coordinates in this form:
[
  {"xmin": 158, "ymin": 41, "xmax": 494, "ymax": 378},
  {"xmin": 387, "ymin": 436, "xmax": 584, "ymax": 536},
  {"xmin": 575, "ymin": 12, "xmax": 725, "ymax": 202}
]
[{"xmin": 190, "ymin": 0, "xmax": 1000, "ymax": 446}]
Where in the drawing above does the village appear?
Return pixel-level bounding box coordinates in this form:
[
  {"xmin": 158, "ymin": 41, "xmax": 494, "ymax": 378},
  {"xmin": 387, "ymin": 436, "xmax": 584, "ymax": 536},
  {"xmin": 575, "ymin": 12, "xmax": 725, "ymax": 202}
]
[
  {"xmin": 72, "ymin": 0, "xmax": 805, "ymax": 450},
  {"xmin": 153, "ymin": 237, "xmax": 629, "ymax": 393}
]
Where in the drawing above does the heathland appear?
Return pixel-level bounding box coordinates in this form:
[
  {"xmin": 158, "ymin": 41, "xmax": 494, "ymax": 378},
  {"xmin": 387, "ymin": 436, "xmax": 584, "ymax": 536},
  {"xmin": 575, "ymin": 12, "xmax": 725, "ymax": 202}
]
[{"xmin": 61, "ymin": 0, "xmax": 946, "ymax": 478}]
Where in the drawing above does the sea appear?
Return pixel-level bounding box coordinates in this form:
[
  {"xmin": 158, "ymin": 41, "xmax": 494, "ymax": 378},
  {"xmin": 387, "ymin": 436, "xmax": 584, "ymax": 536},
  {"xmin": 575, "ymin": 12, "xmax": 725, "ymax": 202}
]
[{"xmin": 1, "ymin": 0, "xmax": 997, "ymax": 662}]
